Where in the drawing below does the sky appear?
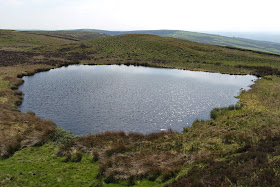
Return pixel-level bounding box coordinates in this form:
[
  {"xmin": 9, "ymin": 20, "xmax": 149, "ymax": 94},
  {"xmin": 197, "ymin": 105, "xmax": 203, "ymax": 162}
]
[{"xmin": 0, "ymin": 0, "xmax": 280, "ymax": 32}]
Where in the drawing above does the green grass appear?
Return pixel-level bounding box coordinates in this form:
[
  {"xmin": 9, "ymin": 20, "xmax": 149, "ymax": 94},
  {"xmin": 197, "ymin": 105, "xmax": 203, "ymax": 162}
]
[
  {"xmin": 0, "ymin": 143, "xmax": 161, "ymax": 186},
  {"xmin": 0, "ymin": 143, "xmax": 98, "ymax": 186},
  {"xmin": 1, "ymin": 29, "xmax": 280, "ymax": 186}
]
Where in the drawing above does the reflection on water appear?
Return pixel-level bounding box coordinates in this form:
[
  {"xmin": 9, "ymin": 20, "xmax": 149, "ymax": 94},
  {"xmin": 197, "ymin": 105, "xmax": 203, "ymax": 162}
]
[{"xmin": 19, "ymin": 65, "xmax": 257, "ymax": 135}]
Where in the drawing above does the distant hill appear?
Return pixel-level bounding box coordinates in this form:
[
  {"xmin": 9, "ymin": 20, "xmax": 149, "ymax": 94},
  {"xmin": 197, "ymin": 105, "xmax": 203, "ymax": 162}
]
[
  {"xmin": 23, "ymin": 30, "xmax": 108, "ymax": 41},
  {"xmin": 74, "ymin": 29, "xmax": 178, "ymax": 36},
  {"xmin": 0, "ymin": 30, "xmax": 109, "ymax": 53},
  {"xmin": 57, "ymin": 34, "xmax": 280, "ymax": 77},
  {"xmin": 74, "ymin": 29, "xmax": 280, "ymax": 55},
  {"xmin": 207, "ymin": 31, "xmax": 280, "ymax": 44}
]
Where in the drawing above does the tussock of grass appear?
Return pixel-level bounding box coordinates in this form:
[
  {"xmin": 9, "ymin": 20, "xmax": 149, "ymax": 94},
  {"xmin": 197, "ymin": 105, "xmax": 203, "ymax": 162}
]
[
  {"xmin": 210, "ymin": 103, "xmax": 244, "ymax": 120},
  {"xmin": 52, "ymin": 127, "xmax": 76, "ymax": 144}
]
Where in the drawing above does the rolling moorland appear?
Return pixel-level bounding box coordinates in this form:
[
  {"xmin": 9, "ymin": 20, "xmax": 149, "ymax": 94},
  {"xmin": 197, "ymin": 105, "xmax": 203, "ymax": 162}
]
[
  {"xmin": 0, "ymin": 29, "xmax": 280, "ymax": 186},
  {"xmin": 208, "ymin": 31, "xmax": 280, "ymax": 44},
  {"xmin": 74, "ymin": 29, "xmax": 280, "ymax": 55}
]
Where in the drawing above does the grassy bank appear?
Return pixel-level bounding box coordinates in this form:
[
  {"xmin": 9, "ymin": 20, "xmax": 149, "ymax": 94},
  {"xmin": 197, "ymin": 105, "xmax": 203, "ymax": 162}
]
[
  {"xmin": 1, "ymin": 30, "xmax": 280, "ymax": 186},
  {"xmin": 0, "ymin": 143, "xmax": 161, "ymax": 186}
]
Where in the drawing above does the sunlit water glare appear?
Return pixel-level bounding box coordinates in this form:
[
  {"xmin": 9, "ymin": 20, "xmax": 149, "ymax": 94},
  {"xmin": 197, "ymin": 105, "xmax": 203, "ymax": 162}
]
[{"xmin": 19, "ymin": 65, "xmax": 256, "ymax": 135}]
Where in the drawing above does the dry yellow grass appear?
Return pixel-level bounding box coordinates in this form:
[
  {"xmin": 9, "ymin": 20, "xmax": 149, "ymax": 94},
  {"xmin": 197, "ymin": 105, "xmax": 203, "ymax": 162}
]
[{"xmin": 0, "ymin": 64, "xmax": 56, "ymax": 158}]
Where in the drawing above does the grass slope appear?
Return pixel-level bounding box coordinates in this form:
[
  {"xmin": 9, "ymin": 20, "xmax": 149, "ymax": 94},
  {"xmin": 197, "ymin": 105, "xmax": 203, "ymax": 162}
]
[
  {"xmin": 24, "ymin": 31, "xmax": 108, "ymax": 41},
  {"xmin": 209, "ymin": 31, "xmax": 280, "ymax": 44},
  {"xmin": 62, "ymin": 34, "xmax": 280, "ymax": 76},
  {"xmin": 0, "ymin": 30, "xmax": 73, "ymax": 50},
  {"xmin": 77, "ymin": 29, "xmax": 280, "ymax": 55},
  {"xmin": 0, "ymin": 30, "xmax": 107, "ymax": 52},
  {"xmin": 168, "ymin": 31, "xmax": 280, "ymax": 55},
  {"xmin": 0, "ymin": 30, "xmax": 280, "ymax": 186}
]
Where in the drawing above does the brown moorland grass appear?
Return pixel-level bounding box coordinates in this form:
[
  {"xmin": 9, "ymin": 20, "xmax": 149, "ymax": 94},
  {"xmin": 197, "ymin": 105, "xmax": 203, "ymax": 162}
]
[
  {"xmin": 54, "ymin": 75, "xmax": 280, "ymax": 184},
  {"xmin": 1, "ymin": 31, "xmax": 280, "ymax": 185},
  {"xmin": 166, "ymin": 134, "xmax": 280, "ymax": 186},
  {"xmin": 0, "ymin": 64, "xmax": 58, "ymax": 158}
]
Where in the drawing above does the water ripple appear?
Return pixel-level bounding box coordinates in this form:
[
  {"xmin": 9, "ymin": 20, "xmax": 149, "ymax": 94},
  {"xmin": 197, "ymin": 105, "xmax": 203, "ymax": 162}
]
[{"xmin": 19, "ymin": 65, "xmax": 256, "ymax": 135}]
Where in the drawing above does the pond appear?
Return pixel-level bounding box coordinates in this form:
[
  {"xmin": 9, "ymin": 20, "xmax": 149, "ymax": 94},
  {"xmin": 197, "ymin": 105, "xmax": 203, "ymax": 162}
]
[{"xmin": 18, "ymin": 65, "xmax": 257, "ymax": 135}]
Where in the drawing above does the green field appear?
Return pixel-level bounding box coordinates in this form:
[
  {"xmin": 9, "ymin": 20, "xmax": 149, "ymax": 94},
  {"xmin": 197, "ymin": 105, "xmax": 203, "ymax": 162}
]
[{"xmin": 0, "ymin": 29, "xmax": 280, "ymax": 186}]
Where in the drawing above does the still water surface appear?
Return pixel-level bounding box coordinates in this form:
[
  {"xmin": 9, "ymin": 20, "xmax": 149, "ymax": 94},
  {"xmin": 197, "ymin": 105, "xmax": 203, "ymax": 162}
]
[{"xmin": 19, "ymin": 65, "xmax": 256, "ymax": 135}]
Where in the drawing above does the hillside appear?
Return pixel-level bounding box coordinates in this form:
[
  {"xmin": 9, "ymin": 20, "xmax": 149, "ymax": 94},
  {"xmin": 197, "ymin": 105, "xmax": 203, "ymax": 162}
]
[
  {"xmin": 76, "ymin": 29, "xmax": 280, "ymax": 55},
  {"xmin": 60, "ymin": 34, "xmax": 280, "ymax": 77},
  {"xmin": 0, "ymin": 30, "xmax": 107, "ymax": 51},
  {"xmin": 23, "ymin": 30, "xmax": 108, "ymax": 41},
  {"xmin": 1, "ymin": 30, "xmax": 280, "ymax": 186},
  {"xmin": 209, "ymin": 31, "xmax": 280, "ymax": 44},
  {"xmin": 0, "ymin": 29, "xmax": 74, "ymax": 49}
]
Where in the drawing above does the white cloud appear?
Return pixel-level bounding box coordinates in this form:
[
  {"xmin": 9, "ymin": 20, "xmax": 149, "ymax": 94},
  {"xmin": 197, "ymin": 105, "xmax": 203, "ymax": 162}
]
[
  {"xmin": 0, "ymin": 0, "xmax": 279, "ymax": 31},
  {"xmin": 0, "ymin": 0, "xmax": 23, "ymax": 6}
]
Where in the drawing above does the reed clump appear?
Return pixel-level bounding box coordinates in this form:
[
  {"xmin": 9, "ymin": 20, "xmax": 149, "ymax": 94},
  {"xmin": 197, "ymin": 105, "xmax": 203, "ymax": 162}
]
[{"xmin": 210, "ymin": 103, "xmax": 244, "ymax": 120}]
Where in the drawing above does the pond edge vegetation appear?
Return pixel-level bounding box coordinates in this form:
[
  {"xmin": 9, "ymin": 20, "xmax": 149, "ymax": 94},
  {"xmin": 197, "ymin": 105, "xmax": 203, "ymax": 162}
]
[
  {"xmin": 2, "ymin": 62, "xmax": 261, "ymax": 184},
  {"xmin": 1, "ymin": 31, "xmax": 280, "ymax": 186}
]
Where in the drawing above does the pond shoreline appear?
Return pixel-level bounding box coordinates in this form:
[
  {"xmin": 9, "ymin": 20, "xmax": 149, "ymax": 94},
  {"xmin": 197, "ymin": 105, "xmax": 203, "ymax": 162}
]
[{"xmin": 18, "ymin": 64, "xmax": 256, "ymax": 135}]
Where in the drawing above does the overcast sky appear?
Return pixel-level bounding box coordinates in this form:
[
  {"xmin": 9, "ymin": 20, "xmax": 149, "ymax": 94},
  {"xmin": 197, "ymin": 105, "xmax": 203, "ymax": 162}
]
[{"xmin": 0, "ymin": 0, "xmax": 279, "ymax": 32}]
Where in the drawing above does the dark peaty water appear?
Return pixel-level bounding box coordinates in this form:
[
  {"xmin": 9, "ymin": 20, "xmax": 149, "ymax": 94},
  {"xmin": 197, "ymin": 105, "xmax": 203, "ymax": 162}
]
[{"xmin": 18, "ymin": 65, "xmax": 256, "ymax": 135}]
